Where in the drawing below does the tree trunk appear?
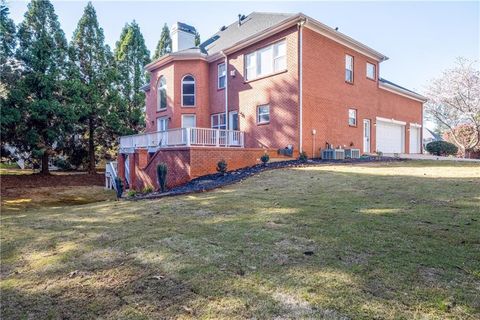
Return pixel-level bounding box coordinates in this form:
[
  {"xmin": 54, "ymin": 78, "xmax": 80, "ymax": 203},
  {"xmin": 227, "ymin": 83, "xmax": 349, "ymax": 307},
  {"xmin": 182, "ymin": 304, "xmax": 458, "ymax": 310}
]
[
  {"xmin": 88, "ymin": 117, "xmax": 96, "ymax": 174},
  {"xmin": 40, "ymin": 151, "xmax": 50, "ymax": 175}
]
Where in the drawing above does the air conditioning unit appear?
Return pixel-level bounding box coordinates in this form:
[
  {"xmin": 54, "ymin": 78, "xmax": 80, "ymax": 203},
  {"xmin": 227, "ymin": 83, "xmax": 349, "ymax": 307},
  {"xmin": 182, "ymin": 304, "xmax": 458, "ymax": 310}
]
[
  {"xmin": 344, "ymin": 148, "xmax": 360, "ymax": 159},
  {"xmin": 321, "ymin": 149, "xmax": 345, "ymax": 160}
]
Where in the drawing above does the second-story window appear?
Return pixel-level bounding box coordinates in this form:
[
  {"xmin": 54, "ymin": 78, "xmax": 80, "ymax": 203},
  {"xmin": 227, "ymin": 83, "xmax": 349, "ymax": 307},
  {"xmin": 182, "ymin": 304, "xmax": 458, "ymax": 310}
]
[
  {"xmin": 182, "ymin": 75, "xmax": 195, "ymax": 106},
  {"xmin": 348, "ymin": 108, "xmax": 357, "ymax": 126},
  {"xmin": 345, "ymin": 54, "xmax": 354, "ymax": 83},
  {"xmin": 211, "ymin": 113, "xmax": 226, "ymax": 130},
  {"xmin": 366, "ymin": 62, "xmax": 376, "ymax": 80},
  {"xmin": 245, "ymin": 40, "xmax": 286, "ymax": 81},
  {"xmin": 218, "ymin": 63, "xmax": 226, "ymax": 89},
  {"xmin": 157, "ymin": 76, "xmax": 167, "ymax": 111}
]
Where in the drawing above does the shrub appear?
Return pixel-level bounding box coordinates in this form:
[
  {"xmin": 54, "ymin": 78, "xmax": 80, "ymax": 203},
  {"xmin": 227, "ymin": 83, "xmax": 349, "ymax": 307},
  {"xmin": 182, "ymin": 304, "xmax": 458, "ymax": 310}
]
[
  {"xmin": 260, "ymin": 153, "xmax": 270, "ymax": 165},
  {"xmin": 156, "ymin": 163, "xmax": 168, "ymax": 193},
  {"xmin": 142, "ymin": 186, "xmax": 153, "ymax": 194},
  {"xmin": 426, "ymin": 141, "xmax": 458, "ymax": 156},
  {"xmin": 114, "ymin": 177, "xmax": 123, "ymax": 200},
  {"xmin": 52, "ymin": 158, "xmax": 72, "ymax": 171},
  {"xmin": 127, "ymin": 189, "xmax": 137, "ymax": 198},
  {"xmin": 299, "ymin": 151, "xmax": 308, "ymax": 163},
  {"xmin": 216, "ymin": 159, "xmax": 228, "ymax": 174}
]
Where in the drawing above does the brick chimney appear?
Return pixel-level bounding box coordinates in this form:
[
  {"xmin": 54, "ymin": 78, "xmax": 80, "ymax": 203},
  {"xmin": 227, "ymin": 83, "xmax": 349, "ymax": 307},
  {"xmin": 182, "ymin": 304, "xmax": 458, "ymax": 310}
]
[{"xmin": 171, "ymin": 22, "xmax": 196, "ymax": 52}]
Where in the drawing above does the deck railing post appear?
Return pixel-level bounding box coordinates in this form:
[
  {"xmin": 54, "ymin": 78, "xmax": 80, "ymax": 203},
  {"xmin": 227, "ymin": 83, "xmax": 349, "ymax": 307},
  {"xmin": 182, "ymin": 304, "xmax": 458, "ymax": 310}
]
[
  {"xmin": 216, "ymin": 129, "xmax": 220, "ymax": 147},
  {"xmin": 186, "ymin": 128, "xmax": 191, "ymax": 146}
]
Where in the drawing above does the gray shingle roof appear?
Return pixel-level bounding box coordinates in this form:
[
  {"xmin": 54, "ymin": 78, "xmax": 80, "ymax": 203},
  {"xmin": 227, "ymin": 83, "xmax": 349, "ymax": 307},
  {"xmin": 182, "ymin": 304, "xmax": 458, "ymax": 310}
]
[
  {"xmin": 199, "ymin": 12, "xmax": 295, "ymax": 56},
  {"xmin": 379, "ymin": 78, "xmax": 420, "ymax": 96}
]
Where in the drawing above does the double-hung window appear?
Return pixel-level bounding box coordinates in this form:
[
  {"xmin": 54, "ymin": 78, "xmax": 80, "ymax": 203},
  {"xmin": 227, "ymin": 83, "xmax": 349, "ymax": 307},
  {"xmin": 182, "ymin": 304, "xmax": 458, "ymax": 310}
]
[
  {"xmin": 348, "ymin": 108, "xmax": 357, "ymax": 126},
  {"xmin": 245, "ymin": 40, "xmax": 286, "ymax": 81},
  {"xmin": 257, "ymin": 104, "xmax": 270, "ymax": 124},
  {"xmin": 218, "ymin": 63, "xmax": 226, "ymax": 89},
  {"xmin": 157, "ymin": 76, "xmax": 167, "ymax": 111},
  {"xmin": 181, "ymin": 75, "xmax": 195, "ymax": 106},
  {"xmin": 211, "ymin": 113, "xmax": 226, "ymax": 130},
  {"xmin": 366, "ymin": 62, "xmax": 376, "ymax": 80},
  {"xmin": 345, "ymin": 54, "xmax": 354, "ymax": 83}
]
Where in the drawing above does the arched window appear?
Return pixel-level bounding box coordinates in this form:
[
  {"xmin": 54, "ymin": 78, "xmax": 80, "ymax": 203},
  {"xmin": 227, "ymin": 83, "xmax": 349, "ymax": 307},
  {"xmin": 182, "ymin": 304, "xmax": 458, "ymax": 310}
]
[
  {"xmin": 182, "ymin": 75, "xmax": 195, "ymax": 106},
  {"xmin": 157, "ymin": 76, "xmax": 167, "ymax": 111}
]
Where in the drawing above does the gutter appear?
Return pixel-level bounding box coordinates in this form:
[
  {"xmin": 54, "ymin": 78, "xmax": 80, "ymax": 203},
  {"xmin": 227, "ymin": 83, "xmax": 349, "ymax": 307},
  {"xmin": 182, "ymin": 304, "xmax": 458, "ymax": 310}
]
[{"xmin": 298, "ymin": 18, "xmax": 306, "ymax": 153}]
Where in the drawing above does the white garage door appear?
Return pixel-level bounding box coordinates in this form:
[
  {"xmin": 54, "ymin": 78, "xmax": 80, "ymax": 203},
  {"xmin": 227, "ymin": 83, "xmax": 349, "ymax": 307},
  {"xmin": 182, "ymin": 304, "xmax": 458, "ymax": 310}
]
[
  {"xmin": 409, "ymin": 127, "xmax": 421, "ymax": 153},
  {"xmin": 376, "ymin": 120, "xmax": 405, "ymax": 153}
]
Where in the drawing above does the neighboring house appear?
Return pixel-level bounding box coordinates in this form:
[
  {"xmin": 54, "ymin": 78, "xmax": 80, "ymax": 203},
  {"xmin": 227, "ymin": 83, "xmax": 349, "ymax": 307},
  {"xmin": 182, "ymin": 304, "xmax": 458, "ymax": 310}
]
[{"xmin": 115, "ymin": 12, "xmax": 427, "ymax": 190}]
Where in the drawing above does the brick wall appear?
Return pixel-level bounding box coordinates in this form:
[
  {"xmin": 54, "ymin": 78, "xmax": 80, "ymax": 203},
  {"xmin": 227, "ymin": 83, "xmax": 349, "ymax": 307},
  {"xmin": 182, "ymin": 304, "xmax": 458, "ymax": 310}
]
[
  {"xmin": 123, "ymin": 147, "xmax": 267, "ymax": 191},
  {"xmin": 301, "ymin": 27, "xmax": 423, "ymax": 157}
]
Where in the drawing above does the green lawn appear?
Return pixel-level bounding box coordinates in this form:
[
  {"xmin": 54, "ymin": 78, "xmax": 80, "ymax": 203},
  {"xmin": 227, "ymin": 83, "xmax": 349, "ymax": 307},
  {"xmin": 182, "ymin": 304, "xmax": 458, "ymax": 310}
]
[{"xmin": 1, "ymin": 161, "xmax": 479, "ymax": 319}]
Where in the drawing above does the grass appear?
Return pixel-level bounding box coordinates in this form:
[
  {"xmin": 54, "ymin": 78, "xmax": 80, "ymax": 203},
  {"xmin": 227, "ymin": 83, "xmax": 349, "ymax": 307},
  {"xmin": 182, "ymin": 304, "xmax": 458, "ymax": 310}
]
[{"xmin": 1, "ymin": 160, "xmax": 479, "ymax": 319}]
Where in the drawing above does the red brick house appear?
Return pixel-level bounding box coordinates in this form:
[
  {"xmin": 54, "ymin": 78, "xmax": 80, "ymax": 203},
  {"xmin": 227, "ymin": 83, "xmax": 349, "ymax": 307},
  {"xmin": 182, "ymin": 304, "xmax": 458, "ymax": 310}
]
[{"xmin": 113, "ymin": 12, "xmax": 426, "ymax": 191}]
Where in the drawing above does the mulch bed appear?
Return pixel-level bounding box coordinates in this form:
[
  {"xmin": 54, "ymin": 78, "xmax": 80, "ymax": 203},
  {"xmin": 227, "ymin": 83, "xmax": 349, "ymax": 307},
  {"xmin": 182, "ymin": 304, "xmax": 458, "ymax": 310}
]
[
  {"xmin": 1, "ymin": 173, "xmax": 104, "ymax": 192},
  {"xmin": 131, "ymin": 156, "xmax": 404, "ymax": 201}
]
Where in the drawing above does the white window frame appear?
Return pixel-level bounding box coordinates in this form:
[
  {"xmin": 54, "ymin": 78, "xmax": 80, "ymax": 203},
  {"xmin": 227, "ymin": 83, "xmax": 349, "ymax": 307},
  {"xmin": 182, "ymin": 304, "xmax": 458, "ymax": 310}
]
[
  {"xmin": 245, "ymin": 40, "xmax": 287, "ymax": 81},
  {"xmin": 211, "ymin": 113, "xmax": 226, "ymax": 130},
  {"xmin": 157, "ymin": 117, "xmax": 168, "ymax": 132},
  {"xmin": 366, "ymin": 62, "xmax": 376, "ymax": 80},
  {"xmin": 348, "ymin": 108, "xmax": 357, "ymax": 126},
  {"xmin": 345, "ymin": 54, "xmax": 354, "ymax": 83},
  {"xmin": 218, "ymin": 63, "xmax": 226, "ymax": 89},
  {"xmin": 181, "ymin": 114, "xmax": 196, "ymax": 128},
  {"xmin": 257, "ymin": 104, "xmax": 270, "ymax": 124},
  {"xmin": 181, "ymin": 75, "xmax": 195, "ymax": 107},
  {"xmin": 157, "ymin": 76, "xmax": 167, "ymax": 111}
]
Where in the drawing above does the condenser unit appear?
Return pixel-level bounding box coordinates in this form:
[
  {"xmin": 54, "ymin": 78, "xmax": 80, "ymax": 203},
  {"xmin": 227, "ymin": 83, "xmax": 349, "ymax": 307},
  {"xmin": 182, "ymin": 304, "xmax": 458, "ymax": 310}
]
[
  {"xmin": 344, "ymin": 148, "xmax": 360, "ymax": 159},
  {"xmin": 321, "ymin": 149, "xmax": 345, "ymax": 160}
]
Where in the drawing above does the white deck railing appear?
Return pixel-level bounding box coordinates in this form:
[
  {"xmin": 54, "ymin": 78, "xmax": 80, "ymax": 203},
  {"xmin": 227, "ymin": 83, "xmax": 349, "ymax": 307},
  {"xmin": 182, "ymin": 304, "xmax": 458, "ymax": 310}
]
[{"xmin": 119, "ymin": 127, "xmax": 244, "ymax": 150}]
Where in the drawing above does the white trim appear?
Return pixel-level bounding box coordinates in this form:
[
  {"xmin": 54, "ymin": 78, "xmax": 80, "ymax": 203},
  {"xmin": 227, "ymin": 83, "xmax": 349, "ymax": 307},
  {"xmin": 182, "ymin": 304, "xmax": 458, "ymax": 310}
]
[
  {"xmin": 181, "ymin": 74, "xmax": 196, "ymax": 107},
  {"xmin": 379, "ymin": 82, "xmax": 427, "ymax": 103},
  {"xmin": 146, "ymin": 54, "xmax": 208, "ymax": 72},
  {"xmin": 376, "ymin": 116, "xmax": 407, "ymax": 126},
  {"xmin": 299, "ymin": 19, "xmax": 304, "ymax": 152},
  {"xmin": 410, "ymin": 122, "xmax": 422, "ymax": 128}
]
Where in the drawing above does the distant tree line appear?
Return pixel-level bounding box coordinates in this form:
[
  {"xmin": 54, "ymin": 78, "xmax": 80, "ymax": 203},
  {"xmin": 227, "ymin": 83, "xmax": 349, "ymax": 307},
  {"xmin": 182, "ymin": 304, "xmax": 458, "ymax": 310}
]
[{"xmin": 0, "ymin": 0, "xmax": 199, "ymax": 174}]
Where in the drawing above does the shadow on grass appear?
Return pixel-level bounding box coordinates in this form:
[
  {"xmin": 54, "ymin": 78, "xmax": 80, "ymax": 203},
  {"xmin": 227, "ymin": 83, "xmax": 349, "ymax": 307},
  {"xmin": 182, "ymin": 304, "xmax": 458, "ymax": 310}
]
[{"xmin": 1, "ymin": 162, "xmax": 479, "ymax": 319}]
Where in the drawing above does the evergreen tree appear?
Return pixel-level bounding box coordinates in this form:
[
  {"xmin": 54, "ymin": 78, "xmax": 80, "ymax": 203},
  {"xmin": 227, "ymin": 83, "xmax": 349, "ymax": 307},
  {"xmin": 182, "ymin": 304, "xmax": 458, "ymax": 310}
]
[
  {"xmin": 70, "ymin": 2, "xmax": 113, "ymax": 174},
  {"xmin": 0, "ymin": 0, "xmax": 19, "ymax": 148},
  {"xmin": 13, "ymin": 0, "xmax": 74, "ymax": 174},
  {"xmin": 194, "ymin": 31, "xmax": 201, "ymax": 47},
  {"xmin": 114, "ymin": 21, "xmax": 150, "ymax": 133},
  {"xmin": 153, "ymin": 23, "xmax": 171, "ymax": 59}
]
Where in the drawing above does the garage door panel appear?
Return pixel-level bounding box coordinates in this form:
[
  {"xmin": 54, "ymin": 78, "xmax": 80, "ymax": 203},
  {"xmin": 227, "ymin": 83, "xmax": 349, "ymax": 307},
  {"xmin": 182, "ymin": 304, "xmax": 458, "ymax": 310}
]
[
  {"xmin": 409, "ymin": 127, "xmax": 421, "ymax": 153},
  {"xmin": 376, "ymin": 121, "xmax": 404, "ymax": 153}
]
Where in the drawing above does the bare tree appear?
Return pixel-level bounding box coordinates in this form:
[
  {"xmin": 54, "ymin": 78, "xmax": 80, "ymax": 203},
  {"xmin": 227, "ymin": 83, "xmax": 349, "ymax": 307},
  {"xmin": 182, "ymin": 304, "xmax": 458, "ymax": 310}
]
[{"xmin": 424, "ymin": 58, "xmax": 480, "ymax": 156}]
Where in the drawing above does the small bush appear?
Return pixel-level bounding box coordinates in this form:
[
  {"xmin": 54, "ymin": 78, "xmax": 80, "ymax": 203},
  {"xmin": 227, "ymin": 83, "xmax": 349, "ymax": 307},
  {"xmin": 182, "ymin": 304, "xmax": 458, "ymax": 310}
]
[
  {"xmin": 114, "ymin": 177, "xmax": 123, "ymax": 200},
  {"xmin": 142, "ymin": 186, "xmax": 153, "ymax": 194},
  {"xmin": 216, "ymin": 159, "xmax": 228, "ymax": 174},
  {"xmin": 260, "ymin": 153, "xmax": 270, "ymax": 165},
  {"xmin": 53, "ymin": 158, "xmax": 72, "ymax": 171},
  {"xmin": 298, "ymin": 151, "xmax": 308, "ymax": 163},
  {"xmin": 426, "ymin": 141, "xmax": 458, "ymax": 156},
  {"xmin": 156, "ymin": 163, "xmax": 168, "ymax": 192},
  {"xmin": 376, "ymin": 151, "xmax": 383, "ymax": 157},
  {"xmin": 127, "ymin": 189, "xmax": 137, "ymax": 198}
]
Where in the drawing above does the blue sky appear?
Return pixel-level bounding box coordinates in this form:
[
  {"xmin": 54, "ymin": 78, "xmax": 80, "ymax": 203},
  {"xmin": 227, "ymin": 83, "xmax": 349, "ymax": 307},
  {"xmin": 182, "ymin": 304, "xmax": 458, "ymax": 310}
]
[{"xmin": 7, "ymin": 1, "xmax": 479, "ymax": 94}]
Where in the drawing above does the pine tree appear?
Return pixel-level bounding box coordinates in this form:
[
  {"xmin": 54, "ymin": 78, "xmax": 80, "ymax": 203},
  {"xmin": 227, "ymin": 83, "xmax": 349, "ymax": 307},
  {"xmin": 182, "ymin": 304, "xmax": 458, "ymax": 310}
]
[
  {"xmin": 153, "ymin": 23, "xmax": 172, "ymax": 59},
  {"xmin": 13, "ymin": 0, "xmax": 74, "ymax": 174},
  {"xmin": 0, "ymin": 0, "xmax": 19, "ymax": 148},
  {"xmin": 114, "ymin": 21, "xmax": 150, "ymax": 133},
  {"xmin": 70, "ymin": 2, "xmax": 113, "ymax": 174},
  {"xmin": 194, "ymin": 31, "xmax": 201, "ymax": 47}
]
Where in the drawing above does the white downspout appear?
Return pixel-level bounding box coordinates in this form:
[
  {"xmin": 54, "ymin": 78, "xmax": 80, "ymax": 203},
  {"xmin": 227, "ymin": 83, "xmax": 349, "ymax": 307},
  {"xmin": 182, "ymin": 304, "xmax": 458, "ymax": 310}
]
[
  {"xmin": 221, "ymin": 51, "xmax": 228, "ymax": 131},
  {"xmin": 298, "ymin": 19, "xmax": 305, "ymax": 153}
]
